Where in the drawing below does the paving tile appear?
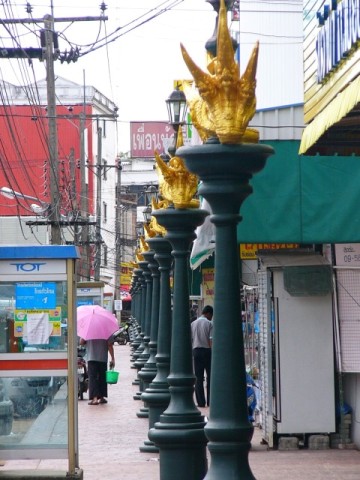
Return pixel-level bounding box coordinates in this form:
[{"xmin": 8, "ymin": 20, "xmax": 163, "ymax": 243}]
[{"xmin": 1, "ymin": 343, "xmax": 360, "ymax": 479}]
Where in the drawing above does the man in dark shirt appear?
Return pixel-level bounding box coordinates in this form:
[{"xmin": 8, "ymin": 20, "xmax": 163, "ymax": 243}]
[{"xmin": 191, "ymin": 305, "xmax": 213, "ymax": 407}]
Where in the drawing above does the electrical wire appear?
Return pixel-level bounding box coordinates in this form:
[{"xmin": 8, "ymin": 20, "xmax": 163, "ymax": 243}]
[
  {"xmin": 78, "ymin": 0, "xmax": 184, "ymax": 57},
  {"xmin": 0, "ymin": 0, "xmax": 303, "ymax": 278}
]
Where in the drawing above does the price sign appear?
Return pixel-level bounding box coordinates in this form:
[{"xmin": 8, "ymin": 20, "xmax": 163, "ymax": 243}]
[{"xmin": 335, "ymin": 244, "xmax": 360, "ymax": 266}]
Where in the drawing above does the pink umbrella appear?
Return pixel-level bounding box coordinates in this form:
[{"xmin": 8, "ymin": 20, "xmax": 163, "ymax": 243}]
[{"xmin": 77, "ymin": 305, "xmax": 119, "ymax": 340}]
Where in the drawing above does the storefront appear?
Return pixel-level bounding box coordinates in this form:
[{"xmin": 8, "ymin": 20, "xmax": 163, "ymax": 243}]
[{"xmin": 300, "ymin": 0, "xmax": 360, "ymax": 448}]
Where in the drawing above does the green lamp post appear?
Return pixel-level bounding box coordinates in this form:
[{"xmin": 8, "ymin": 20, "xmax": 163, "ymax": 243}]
[
  {"xmin": 180, "ymin": 143, "xmax": 272, "ymax": 478},
  {"xmin": 131, "ymin": 267, "xmax": 146, "ymax": 363},
  {"xmin": 135, "ymin": 258, "xmax": 152, "ymax": 366},
  {"xmin": 140, "ymin": 235, "xmax": 173, "ymax": 453},
  {"xmin": 132, "ymin": 266, "xmax": 147, "ymax": 396},
  {"xmin": 134, "ymin": 259, "xmax": 152, "ymax": 412},
  {"xmin": 177, "ymin": 0, "xmax": 274, "ymax": 477},
  {"xmin": 130, "ymin": 273, "xmax": 142, "ymax": 357},
  {"xmin": 129, "ymin": 271, "xmax": 143, "ymax": 389},
  {"xmin": 148, "ymin": 207, "xmax": 209, "ymax": 480},
  {"xmin": 137, "ymin": 248, "xmax": 157, "ymax": 418}
]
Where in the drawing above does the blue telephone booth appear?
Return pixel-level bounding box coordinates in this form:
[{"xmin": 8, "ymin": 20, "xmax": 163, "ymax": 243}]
[{"xmin": 0, "ymin": 245, "xmax": 81, "ymax": 479}]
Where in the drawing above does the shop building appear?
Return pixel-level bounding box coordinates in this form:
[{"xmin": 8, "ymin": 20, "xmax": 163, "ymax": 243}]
[
  {"xmin": 0, "ymin": 77, "xmax": 122, "ymax": 302},
  {"xmin": 299, "ymin": 0, "xmax": 360, "ymax": 447}
]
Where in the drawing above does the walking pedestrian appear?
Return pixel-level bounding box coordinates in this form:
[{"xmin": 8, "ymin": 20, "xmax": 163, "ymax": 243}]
[
  {"xmin": 80, "ymin": 337, "xmax": 115, "ymax": 405},
  {"xmin": 191, "ymin": 305, "xmax": 213, "ymax": 407}
]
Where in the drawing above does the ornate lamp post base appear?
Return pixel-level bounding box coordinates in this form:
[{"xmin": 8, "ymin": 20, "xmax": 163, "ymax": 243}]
[
  {"xmin": 149, "ymin": 208, "xmax": 209, "ymax": 480},
  {"xmin": 179, "ymin": 141, "xmax": 274, "ymax": 480}
]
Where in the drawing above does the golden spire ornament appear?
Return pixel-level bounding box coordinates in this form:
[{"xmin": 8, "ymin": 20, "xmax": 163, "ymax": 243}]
[{"xmin": 180, "ymin": 0, "xmax": 259, "ymax": 144}]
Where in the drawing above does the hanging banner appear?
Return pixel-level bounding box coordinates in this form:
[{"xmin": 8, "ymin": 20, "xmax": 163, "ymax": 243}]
[{"xmin": 202, "ymin": 268, "xmax": 214, "ymax": 306}]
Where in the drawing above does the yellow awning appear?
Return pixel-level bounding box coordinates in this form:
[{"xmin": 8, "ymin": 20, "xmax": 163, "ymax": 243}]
[{"xmin": 299, "ymin": 75, "xmax": 360, "ymax": 155}]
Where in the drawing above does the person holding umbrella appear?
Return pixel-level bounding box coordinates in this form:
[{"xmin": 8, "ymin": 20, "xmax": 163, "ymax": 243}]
[{"xmin": 77, "ymin": 305, "xmax": 118, "ymax": 405}]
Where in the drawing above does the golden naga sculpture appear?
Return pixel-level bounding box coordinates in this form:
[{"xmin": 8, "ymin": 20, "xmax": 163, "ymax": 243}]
[
  {"xmin": 182, "ymin": 80, "xmax": 218, "ymax": 143},
  {"xmin": 135, "ymin": 247, "xmax": 145, "ymax": 263},
  {"xmin": 154, "ymin": 128, "xmax": 199, "ymax": 209},
  {"xmin": 180, "ymin": 0, "xmax": 259, "ymax": 144},
  {"xmin": 144, "ymin": 223, "xmax": 156, "ymax": 239},
  {"xmin": 146, "ymin": 198, "xmax": 167, "ymax": 237},
  {"xmin": 139, "ymin": 236, "xmax": 150, "ymax": 253},
  {"xmin": 155, "ymin": 151, "xmax": 199, "ymax": 209}
]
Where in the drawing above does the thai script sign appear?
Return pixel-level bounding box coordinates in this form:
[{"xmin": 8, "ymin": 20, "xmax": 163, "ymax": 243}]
[
  {"xmin": 202, "ymin": 268, "xmax": 214, "ymax": 304},
  {"xmin": 120, "ymin": 262, "xmax": 134, "ymax": 286},
  {"xmin": 240, "ymin": 243, "xmax": 300, "ymax": 260},
  {"xmin": 14, "ymin": 307, "xmax": 62, "ymax": 339},
  {"xmin": 316, "ymin": 0, "xmax": 360, "ymax": 82},
  {"xmin": 16, "ymin": 282, "xmax": 56, "ymax": 309},
  {"xmin": 130, "ymin": 121, "xmax": 174, "ymax": 158}
]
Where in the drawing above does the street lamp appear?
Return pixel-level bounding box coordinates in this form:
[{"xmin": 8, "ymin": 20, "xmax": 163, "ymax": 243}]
[
  {"xmin": 165, "ymin": 87, "xmax": 187, "ymax": 157},
  {"xmin": 0, "ymin": 186, "xmax": 50, "ymax": 216},
  {"xmin": 166, "ymin": 88, "xmax": 187, "ymax": 128},
  {"xmin": 147, "ymin": 97, "xmax": 208, "ymax": 480},
  {"xmin": 142, "ymin": 206, "xmax": 152, "ymax": 224},
  {"xmin": 177, "ymin": 1, "xmax": 274, "ymax": 478}
]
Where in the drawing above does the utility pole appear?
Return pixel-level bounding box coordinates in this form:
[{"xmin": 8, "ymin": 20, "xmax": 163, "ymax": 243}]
[
  {"xmin": 94, "ymin": 127, "xmax": 102, "ymax": 281},
  {"xmin": 0, "ymin": 12, "xmax": 108, "ymax": 250},
  {"xmin": 44, "ymin": 14, "xmax": 61, "ymax": 244},
  {"xmin": 115, "ymin": 158, "xmax": 122, "ymax": 320},
  {"xmin": 79, "ymin": 108, "xmax": 88, "ymax": 280},
  {"xmin": 69, "ymin": 147, "xmax": 80, "ymax": 248}
]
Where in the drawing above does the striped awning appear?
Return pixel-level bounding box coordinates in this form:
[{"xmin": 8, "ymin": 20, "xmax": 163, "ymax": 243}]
[{"xmin": 299, "ymin": 75, "xmax": 360, "ymax": 155}]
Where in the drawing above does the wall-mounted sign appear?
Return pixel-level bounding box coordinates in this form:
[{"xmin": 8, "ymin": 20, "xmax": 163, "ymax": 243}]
[
  {"xmin": 130, "ymin": 122, "xmax": 174, "ymax": 158},
  {"xmin": 316, "ymin": 0, "xmax": 360, "ymax": 82},
  {"xmin": 15, "ymin": 282, "xmax": 56, "ymax": 309},
  {"xmin": 301, "ymin": 0, "xmax": 360, "ymax": 155},
  {"xmin": 240, "ymin": 244, "xmax": 300, "ymax": 260},
  {"xmin": 240, "ymin": 243, "xmax": 300, "ymax": 260},
  {"xmin": 114, "ymin": 300, "xmax": 122, "ymax": 311},
  {"xmin": 14, "ymin": 307, "xmax": 62, "ymax": 341},
  {"xmin": 335, "ymin": 243, "xmax": 360, "ymax": 266}
]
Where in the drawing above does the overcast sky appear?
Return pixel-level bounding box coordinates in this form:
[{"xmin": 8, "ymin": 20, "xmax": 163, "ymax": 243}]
[{"xmin": 0, "ymin": 0, "xmax": 304, "ymax": 153}]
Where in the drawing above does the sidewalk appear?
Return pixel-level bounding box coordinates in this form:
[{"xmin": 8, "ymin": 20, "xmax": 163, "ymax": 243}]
[{"xmin": 2, "ymin": 343, "xmax": 360, "ymax": 479}]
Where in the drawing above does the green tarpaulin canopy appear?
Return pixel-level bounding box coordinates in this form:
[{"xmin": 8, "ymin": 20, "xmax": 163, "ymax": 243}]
[{"xmin": 237, "ymin": 141, "xmax": 360, "ymax": 243}]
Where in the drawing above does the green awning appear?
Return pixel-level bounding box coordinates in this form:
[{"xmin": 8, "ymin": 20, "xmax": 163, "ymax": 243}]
[{"xmin": 237, "ymin": 140, "xmax": 360, "ymax": 243}]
